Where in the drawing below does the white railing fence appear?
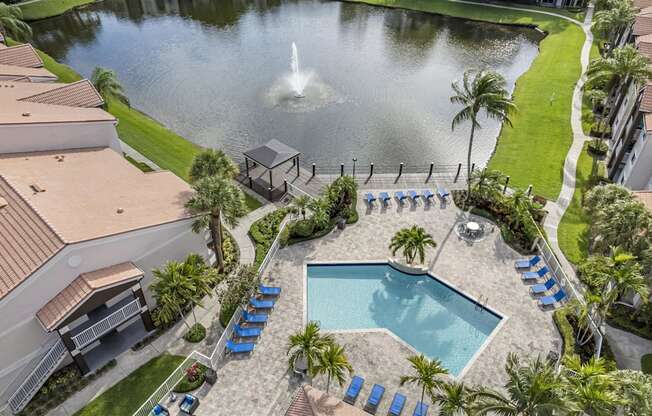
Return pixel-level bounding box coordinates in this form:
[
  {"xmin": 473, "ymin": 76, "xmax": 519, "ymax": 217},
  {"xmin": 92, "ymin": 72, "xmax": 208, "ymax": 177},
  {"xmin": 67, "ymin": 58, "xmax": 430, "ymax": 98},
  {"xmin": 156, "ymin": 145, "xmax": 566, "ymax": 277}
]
[
  {"xmin": 258, "ymin": 217, "xmax": 292, "ymax": 275},
  {"xmin": 72, "ymin": 299, "xmax": 141, "ymax": 350},
  {"xmin": 8, "ymin": 339, "xmax": 68, "ymax": 413},
  {"xmin": 286, "ymin": 181, "xmax": 315, "ymax": 200}
]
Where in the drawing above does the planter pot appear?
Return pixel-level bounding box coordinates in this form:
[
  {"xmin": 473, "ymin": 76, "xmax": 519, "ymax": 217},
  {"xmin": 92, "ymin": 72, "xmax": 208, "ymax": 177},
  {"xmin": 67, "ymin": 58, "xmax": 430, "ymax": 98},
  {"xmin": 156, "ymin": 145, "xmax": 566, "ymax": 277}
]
[{"xmin": 388, "ymin": 258, "xmax": 428, "ymax": 275}]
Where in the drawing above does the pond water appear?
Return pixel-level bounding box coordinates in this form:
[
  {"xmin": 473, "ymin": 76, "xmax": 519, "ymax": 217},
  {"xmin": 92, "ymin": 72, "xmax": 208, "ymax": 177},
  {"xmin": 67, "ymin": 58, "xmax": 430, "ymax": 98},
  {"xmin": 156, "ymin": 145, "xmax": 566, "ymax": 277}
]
[{"xmin": 30, "ymin": 0, "xmax": 541, "ymax": 167}]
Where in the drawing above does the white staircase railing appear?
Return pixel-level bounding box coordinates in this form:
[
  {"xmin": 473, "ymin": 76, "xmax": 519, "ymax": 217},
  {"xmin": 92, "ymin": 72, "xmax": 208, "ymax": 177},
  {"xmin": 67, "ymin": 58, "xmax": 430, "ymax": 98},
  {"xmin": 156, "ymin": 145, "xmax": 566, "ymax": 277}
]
[
  {"xmin": 71, "ymin": 299, "xmax": 141, "ymax": 350},
  {"xmin": 8, "ymin": 339, "xmax": 68, "ymax": 413}
]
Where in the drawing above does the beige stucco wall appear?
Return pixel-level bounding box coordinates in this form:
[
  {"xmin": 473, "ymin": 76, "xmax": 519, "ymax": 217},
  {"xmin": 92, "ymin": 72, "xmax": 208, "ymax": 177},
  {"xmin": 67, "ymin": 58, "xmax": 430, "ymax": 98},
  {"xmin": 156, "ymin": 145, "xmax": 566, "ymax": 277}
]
[
  {"xmin": 0, "ymin": 219, "xmax": 208, "ymax": 400},
  {"xmin": 0, "ymin": 121, "xmax": 121, "ymax": 155}
]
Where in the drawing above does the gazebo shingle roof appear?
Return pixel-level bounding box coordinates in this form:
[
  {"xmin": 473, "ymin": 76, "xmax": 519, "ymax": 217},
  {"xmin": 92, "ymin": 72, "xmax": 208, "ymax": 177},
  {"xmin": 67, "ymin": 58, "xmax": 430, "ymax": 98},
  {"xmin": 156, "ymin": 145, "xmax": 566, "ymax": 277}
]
[{"xmin": 243, "ymin": 139, "xmax": 300, "ymax": 169}]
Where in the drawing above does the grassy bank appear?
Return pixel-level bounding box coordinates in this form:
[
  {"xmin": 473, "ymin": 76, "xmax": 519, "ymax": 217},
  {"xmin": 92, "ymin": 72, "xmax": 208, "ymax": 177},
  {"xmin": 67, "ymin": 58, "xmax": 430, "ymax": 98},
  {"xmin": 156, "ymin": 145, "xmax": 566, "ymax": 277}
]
[
  {"xmin": 18, "ymin": 0, "xmax": 95, "ymax": 21},
  {"xmin": 74, "ymin": 354, "xmax": 184, "ymax": 416},
  {"xmin": 346, "ymin": 0, "xmax": 585, "ymax": 200},
  {"xmin": 18, "ymin": 41, "xmax": 262, "ymax": 210}
]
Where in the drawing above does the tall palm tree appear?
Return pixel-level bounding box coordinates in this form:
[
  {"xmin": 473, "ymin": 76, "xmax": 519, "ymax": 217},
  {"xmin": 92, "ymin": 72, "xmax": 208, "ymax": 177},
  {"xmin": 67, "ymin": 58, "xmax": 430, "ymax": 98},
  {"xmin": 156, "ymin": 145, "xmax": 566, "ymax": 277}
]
[
  {"xmin": 291, "ymin": 195, "xmax": 311, "ymax": 220},
  {"xmin": 400, "ymin": 355, "xmax": 449, "ymax": 415},
  {"xmin": 450, "ymin": 70, "xmax": 516, "ymax": 202},
  {"xmin": 91, "ymin": 67, "xmax": 130, "ymax": 107},
  {"xmin": 287, "ymin": 321, "xmax": 334, "ymax": 376},
  {"xmin": 469, "ymin": 169, "xmax": 505, "ymax": 202},
  {"xmin": 593, "ymin": 1, "xmax": 635, "ymax": 45},
  {"xmin": 308, "ymin": 197, "xmax": 331, "ymax": 230},
  {"xmin": 389, "ymin": 226, "xmax": 437, "ymax": 264},
  {"xmin": 562, "ymin": 356, "xmax": 622, "ymax": 416},
  {"xmin": 474, "ymin": 353, "xmax": 568, "ymax": 416},
  {"xmin": 312, "ymin": 343, "xmax": 353, "ymax": 393},
  {"xmin": 0, "ymin": 3, "xmax": 31, "ymax": 41},
  {"xmin": 431, "ymin": 381, "xmax": 477, "ymax": 416},
  {"xmin": 185, "ymin": 176, "xmax": 246, "ymax": 271},
  {"xmin": 606, "ymin": 251, "xmax": 648, "ymax": 309},
  {"xmin": 181, "ymin": 253, "xmax": 216, "ymax": 325},
  {"xmin": 188, "ymin": 148, "xmax": 239, "ymax": 183},
  {"xmin": 150, "ymin": 261, "xmax": 195, "ymax": 330}
]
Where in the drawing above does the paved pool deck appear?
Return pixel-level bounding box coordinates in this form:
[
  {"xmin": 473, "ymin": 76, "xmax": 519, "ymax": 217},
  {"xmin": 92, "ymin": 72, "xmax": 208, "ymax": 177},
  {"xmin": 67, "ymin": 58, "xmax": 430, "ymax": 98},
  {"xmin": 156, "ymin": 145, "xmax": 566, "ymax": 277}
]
[{"xmin": 194, "ymin": 193, "xmax": 561, "ymax": 415}]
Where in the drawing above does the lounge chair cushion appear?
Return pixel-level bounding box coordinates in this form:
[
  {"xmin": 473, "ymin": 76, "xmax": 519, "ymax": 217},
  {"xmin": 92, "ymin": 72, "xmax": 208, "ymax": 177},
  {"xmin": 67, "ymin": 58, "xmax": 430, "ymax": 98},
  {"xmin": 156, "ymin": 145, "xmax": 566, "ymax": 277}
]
[{"xmin": 389, "ymin": 393, "xmax": 406, "ymax": 415}]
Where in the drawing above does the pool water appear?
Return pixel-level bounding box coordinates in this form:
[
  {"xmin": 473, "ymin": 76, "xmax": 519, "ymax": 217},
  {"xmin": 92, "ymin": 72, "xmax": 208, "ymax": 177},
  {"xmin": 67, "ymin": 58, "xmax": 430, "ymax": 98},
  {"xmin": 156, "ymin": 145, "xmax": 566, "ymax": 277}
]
[{"xmin": 306, "ymin": 264, "xmax": 502, "ymax": 376}]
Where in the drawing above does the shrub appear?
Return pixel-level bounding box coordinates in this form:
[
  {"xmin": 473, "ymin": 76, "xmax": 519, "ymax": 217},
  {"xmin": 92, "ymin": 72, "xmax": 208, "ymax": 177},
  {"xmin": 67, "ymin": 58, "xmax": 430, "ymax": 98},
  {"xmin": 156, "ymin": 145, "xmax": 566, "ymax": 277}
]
[
  {"xmin": 249, "ymin": 208, "xmax": 289, "ymax": 268},
  {"xmin": 218, "ymin": 265, "xmax": 260, "ymax": 327},
  {"xmin": 552, "ymin": 308, "xmax": 576, "ymax": 360},
  {"xmin": 587, "ymin": 139, "xmax": 608, "ymax": 157},
  {"xmin": 642, "ymin": 354, "xmax": 652, "ymax": 374},
  {"xmin": 173, "ymin": 363, "xmax": 207, "ymax": 393},
  {"xmin": 183, "ymin": 323, "xmax": 206, "ymax": 343},
  {"xmin": 291, "ymin": 219, "xmax": 315, "ymax": 237}
]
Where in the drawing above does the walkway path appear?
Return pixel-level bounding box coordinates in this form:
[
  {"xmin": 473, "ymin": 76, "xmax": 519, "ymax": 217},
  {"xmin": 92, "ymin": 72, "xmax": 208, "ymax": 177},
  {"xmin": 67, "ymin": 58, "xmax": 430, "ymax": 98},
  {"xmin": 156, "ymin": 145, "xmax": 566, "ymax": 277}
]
[
  {"xmin": 543, "ymin": 5, "xmax": 594, "ymax": 284},
  {"xmin": 224, "ymin": 203, "xmax": 277, "ymax": 266},
  {"xmin": 605, "ymin": 324, "xmax": 652, "ymax": 371}
]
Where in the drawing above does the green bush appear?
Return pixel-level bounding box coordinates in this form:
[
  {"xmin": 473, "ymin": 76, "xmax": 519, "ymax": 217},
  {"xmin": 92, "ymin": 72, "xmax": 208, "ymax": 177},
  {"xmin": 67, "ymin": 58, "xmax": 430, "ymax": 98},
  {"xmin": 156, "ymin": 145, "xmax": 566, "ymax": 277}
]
[
  {"xmin": 183, "ymin": 323, "xmax": 206, "ymax": 343},
  {"xmin": 587, "ymin": 139, "xmax": 608, "ymax": 157},
  {"xmin": 218, "ymin": 266, "xmax": 259, "ymax": 327},
  {"xmin": 285, "ymin": 220, "xmax": 336, "ymax": 246},
  {"xmin": 222, "ymin": 230, "xmax": 239, "ymax": 274},
  {"xmin": 553, "ymin": 308, "xmax": 576, "ymax": 360},
  {"xmin": 642, "ymin": 354, "xmax": 652, "ymax": 374},
  {"xmin": 173, "ymin": 363, "xmax": 207, "ymax": 393},
  {"xmin": 249, "ymin": 208, "xmax": 289, "ymax": 268},
  {"xmin": 291, "ymin": 219, "xmax": 315, "ymax": 237}
]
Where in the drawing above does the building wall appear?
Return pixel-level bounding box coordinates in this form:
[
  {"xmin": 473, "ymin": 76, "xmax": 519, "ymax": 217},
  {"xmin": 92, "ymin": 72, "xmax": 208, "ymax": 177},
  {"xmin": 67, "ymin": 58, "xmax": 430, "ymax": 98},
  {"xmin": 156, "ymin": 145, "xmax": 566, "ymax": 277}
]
[
  {"xmin": 617, "ymin": 130, "xmax": 652, "ymax": 189},
  {"xmin": 0, "ymin": 219, "xmax": 208, "ymax": 400},
  {"xmin": 0, "ymin": 121, "xmax": 121, "ymax": 154}
]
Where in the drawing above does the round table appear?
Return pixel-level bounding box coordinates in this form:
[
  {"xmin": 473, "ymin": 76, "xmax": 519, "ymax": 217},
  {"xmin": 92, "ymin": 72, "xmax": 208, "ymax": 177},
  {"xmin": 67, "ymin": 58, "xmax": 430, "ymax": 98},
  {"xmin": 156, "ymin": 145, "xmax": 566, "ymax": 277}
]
[{"xmin": 466, "ymin": 221, "xmax": 480, "ymax": 232}]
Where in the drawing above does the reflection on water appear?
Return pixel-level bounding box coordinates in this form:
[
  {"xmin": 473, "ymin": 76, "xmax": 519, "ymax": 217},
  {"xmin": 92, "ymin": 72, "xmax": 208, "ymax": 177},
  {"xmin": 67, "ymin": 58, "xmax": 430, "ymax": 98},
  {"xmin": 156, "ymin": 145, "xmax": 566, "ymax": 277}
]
[{"xmin": 31, "ymin": 0, "xmax": 542, "ymax": 166}]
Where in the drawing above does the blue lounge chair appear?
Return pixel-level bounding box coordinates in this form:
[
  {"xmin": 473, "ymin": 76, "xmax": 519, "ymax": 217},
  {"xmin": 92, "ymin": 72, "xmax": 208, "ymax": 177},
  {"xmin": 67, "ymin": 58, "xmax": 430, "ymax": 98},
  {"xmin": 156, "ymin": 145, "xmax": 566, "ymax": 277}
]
[
  {"xmin": 437, "ymin": 187, "xmax": 450, "ymax": 199},
  {"xmin": 364, "ymin": 384, "xmax": 385, "ymax": 414},
  {"xmin": 422, "ymin": 190, "xmax": 434, "ymax": 204},
  {"xmin": 539, "ymin": 289, "xmax": 567, "ymax": 307},
  {"xmin": 151, "ymin": 405, "xmax": 169, "ymax": 416},
  {"xmin": 395, "ymin": 191, "xmax": 407, "ymax": 204},
  {"xmin": 234, "ymin": 324, "xmax": 262, "ymax": 338},
  {"xmin": 343, "ymin": 375, "xmax": 364, "ymax": 404},
  {"xmin": 413, "ymin": 402, "xmax": 429, "ymax": 416},
  {"xmin": 515, "ymin": 255, "xmax": 541, "ymax": 270},
  {"xmin": 530, "ymin": 277, "xmax": 557, "ymax": 295},
  {"xmin": 365, "ymin": 193, "xmax": 376, "ymax": 206},
  {"xmin": 249, "ymin": 297, "xmax": 275, "ymax": 309},
  {"xmin": 408, "ymin": 190, "xmax": 420, "ymax": 203},
  {"xmin": 226, "ymin": 339, "xmax": 255, "ymax": 354},
  {"xmin": 259, "ymin": 284, "xmax": 281, "ymax": 296},
  {"xmin": 379, "ymin": 192, "xmax": 391, "ymax": 206},
  {"xmin": 243, "ymin": 310, "xmax": 267, "ymax": 324},
  {"xmin": 522, "ymin": 266, "xmax": 549, "ymax": 281},
  {"xmin": 389, "ymin": 392, "xmax": 406, "ymax": 416}
]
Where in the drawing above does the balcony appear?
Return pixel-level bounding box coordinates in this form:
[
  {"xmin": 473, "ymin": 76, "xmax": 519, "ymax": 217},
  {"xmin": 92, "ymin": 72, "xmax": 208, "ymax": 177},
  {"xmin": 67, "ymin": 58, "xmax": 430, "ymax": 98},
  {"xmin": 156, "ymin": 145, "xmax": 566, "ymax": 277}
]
[{"xmin": 82, "ymin": 318, "xmax": 150, "ymax": 373}]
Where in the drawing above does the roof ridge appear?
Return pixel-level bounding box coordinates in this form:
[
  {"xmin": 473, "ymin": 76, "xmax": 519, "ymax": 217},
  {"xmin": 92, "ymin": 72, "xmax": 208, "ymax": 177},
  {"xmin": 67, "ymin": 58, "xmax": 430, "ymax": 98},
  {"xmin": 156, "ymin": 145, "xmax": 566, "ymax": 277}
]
[
  {"xmin": 18, "ymin": 79, "xmax": 105, "ymax": 107},
  {"xmin": 0, "ymin": 44, "xmax": 43, "ymax": 68},
  {"xmin": 0, "ymin": 172, "xmax": 66, "ymax": 244}
]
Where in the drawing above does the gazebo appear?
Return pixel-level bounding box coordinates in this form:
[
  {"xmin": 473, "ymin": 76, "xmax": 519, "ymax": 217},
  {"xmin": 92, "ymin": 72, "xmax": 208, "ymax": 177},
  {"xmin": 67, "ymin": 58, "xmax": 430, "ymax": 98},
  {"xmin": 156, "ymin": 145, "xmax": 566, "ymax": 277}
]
[{"xmin": 242, "ymin": 140, "xmax": 301, "ymax": 200}]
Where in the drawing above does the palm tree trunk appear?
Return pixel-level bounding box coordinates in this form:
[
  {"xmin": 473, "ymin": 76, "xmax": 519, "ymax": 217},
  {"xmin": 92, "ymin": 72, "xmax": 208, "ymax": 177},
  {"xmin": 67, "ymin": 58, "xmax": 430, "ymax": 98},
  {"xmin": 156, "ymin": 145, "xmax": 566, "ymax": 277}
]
[
  {"xmin": 211, "ymin": 211, "xmax": 225, "ymax": 271},
  {"xmin": 465, "ymin": 122, "xmax": 476, "ymax": 204},
  {"xmin": 191, "ymin": 304, "xmax": 198, "ymax": 326},
  {"xmin": 327, "ymin": 373, "xmax": 331, "ymax": 394},
  {"xmin": 420, "ymin": 386, "xmax": 425, "ymax": 414},
  {"xmin": 176, "ymin": 304, "xmax": 191, "ymax": 330}
]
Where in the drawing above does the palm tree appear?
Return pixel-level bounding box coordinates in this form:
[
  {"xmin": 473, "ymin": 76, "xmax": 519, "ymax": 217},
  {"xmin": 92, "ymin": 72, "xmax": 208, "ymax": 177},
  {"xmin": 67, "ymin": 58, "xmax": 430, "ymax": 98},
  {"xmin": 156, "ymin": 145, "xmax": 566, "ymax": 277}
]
[
  {"xmin": 584, "ymin": 88, "xmax": 608, "ymax": 136},
  {"xmin": 450, "ymin": 70, "xmax": 516, "ymax": 202},
  {"xmin": 431, "ymin": 381, "xmax": 477, "ymax": 416},
  {"xmin": 469, "ymin": 169, "xmax": 505, "ymax": 202},
  {"xmin": 327, "ymin": 175, "xmax": 357, "ymax": 215},
  {"xmin": 185, "ymin": 176, "xmax": 246, "ymax": 271},
  {"xmin": 90, "ymin": 67, "xmax": 130, "ymax": 107},
  {"xmin": 150, "ymin": 261, "xmax": 195, "ymax": 330},
  {"xmin": 566, "ymin": 292, "xmax": 606, "ymax": 346},
  {"xmin": 592, "ymin": 200, "xmax": 652, "ymax": 256},
  {"xmin": 562, "ymin": 356, "xmax": 622, "ymax": 416},
  {"xmin": 312, "ymin": 343, "xmax": 353, "ymax": 393},
  {"xmin": 605, "ymin": 250, "xmax": 649, "ymax": 309},
  {"xmin": 188, "ymin": 148, "xmax": 239, "ymax": 183},
  {"xmin": 474, "ymin": 353, "xmax": 568, "ymax": 416},
  {"xmin": 287, "ymin": 321, "xmax": 334, "ymax": 377},
  {"xmin": 400, "ymin": 355, "xmax": 449, "ymax": 415},
  {"xmin": 593, "ymin": 1, "xmax": 635, "ymax": 45},
  {"xmin": 389, "ymin": 226, "xmax": 437, "ymax": 264},
  {"xmin": 584, "ymin": 184, "xmax": 632, "ymax": 216},
  {"xmin": 309, "ymin": 197, "xmax": 331, "ymax": 230},
  {"xmin": 0, "ymin": 3, "xmax": 31, "ymax": 41},
  {"xmin": 291, "ymin": 195, "xmax": 311, "ymax": 220},
  {"xmin": 181, "ymin": 253, "xmax": 217, "ymax": 326}
]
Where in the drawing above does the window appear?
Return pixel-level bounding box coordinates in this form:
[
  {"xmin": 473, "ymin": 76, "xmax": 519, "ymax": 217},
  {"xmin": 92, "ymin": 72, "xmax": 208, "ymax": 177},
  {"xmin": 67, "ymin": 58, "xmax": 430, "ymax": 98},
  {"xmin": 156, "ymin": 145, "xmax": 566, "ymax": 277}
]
[{"xmin": 632, "ymin": 152, "xmax": 637, "ymax": 163}]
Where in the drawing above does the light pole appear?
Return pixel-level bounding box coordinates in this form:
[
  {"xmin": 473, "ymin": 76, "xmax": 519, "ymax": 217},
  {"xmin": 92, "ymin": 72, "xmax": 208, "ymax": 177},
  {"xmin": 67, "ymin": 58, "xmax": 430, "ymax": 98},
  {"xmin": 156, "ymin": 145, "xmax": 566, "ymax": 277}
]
[{"xmin": 352, "ymin": 157, "xmax": 357, "ymax": 179}]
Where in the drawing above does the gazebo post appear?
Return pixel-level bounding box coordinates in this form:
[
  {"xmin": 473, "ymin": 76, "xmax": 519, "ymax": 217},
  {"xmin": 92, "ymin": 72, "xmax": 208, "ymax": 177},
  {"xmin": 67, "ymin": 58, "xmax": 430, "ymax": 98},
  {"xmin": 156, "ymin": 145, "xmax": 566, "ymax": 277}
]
[
  {"xmin": 269, "ymin": 169, "xmax": 273, "ymax": 190},
  {"xmin": 296, "ymin": 156, "xmax": 300, "ymax": 177},
  {"xmin": 245, "ymin": 158, "xmax": 250, "ymax": 178}
]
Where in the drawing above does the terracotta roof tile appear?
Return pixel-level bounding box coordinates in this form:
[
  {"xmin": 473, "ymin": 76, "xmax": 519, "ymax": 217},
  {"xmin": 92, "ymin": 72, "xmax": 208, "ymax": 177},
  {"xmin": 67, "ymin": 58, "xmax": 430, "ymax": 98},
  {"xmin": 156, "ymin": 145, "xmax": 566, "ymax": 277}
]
[
  {"xmin": 0, "ymin": 175, "xmax": 64, "ymax": 300},
  {"xmin": 637, "ymin": 34, "xmax": 652, "ymax": 60},
  {"xmin": 286, "ymin": 387, "xmax": 314, "ymax": 416},
  {"xmin": 636, "ymin": 0, "xmax": 652, "ymax": 9},
  {"xmin": 36, "ymin": 262, "xmax": 143, "ymax": 330},
  {"xmin": 19, "ymin": 79, "xmax": 104, "ymax": 108},
  {"xmin": 0, "ymin": 44, "xmax": 43, "ymax": 68},
  {"xmin": 634, "ymin": 14, "xmax": 652, "ymax": 36},
  {"xmin": 640, "ymin": 84, "xmax": 652, "ymax": 113}
]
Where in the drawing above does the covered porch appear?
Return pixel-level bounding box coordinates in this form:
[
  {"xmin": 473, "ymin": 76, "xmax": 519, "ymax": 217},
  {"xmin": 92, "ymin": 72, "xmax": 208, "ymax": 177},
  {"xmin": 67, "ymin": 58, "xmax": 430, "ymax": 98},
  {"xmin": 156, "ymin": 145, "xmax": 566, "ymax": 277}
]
[{"xmin": 240, "ymin": 139, "xmax": 301, "ymax": 201}]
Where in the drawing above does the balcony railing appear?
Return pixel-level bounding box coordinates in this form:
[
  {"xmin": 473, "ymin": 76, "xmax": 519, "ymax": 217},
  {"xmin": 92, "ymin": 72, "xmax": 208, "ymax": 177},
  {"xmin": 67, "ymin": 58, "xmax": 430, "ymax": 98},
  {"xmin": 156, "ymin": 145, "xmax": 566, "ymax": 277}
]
[{"xmin": 71, "ymin": 299, "xmax": 141, "ymax": 350}]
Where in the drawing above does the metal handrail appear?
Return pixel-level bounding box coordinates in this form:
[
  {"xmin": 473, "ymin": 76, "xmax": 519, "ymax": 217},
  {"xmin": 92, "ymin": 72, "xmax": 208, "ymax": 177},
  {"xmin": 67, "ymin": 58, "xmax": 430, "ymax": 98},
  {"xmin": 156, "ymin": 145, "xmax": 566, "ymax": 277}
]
[
  {"xmin": 71, "ymin": 299, "xmax": 141, "ymax": 350},
  {"xmin": 8, "ymin": 339, "xmax": 67, "ymax": 412}
]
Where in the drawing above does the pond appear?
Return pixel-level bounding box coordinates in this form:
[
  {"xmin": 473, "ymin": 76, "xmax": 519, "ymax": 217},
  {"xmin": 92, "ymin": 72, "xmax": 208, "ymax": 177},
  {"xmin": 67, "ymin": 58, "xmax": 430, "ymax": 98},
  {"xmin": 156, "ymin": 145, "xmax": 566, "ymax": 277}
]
[{"xmin": 30, "ymin": 0, "xmax": 542, "ymax": 168}]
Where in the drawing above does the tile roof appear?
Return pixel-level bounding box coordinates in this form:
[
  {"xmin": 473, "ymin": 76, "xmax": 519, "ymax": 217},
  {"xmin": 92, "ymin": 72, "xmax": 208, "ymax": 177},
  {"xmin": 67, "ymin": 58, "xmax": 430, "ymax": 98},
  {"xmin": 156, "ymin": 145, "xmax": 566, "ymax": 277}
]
[
  {"xmin": 286, "ymin": 387, "xmax": 314, "ymax": 416},
  {"xmin": 0, "ymin": 175, "xmax": 64, "ymax": 300},
  {"xmin": 243, "ymin": 139, "xmax": 301, "ymax": 169},
  {"xmin": 635, "ymin": 0, "xmax": 652, "ymax": 9},
  {"xmin": 0, "ymin": 44, "xmax": 43, "ymax": 68},
  {"xmin": 36, "ymin": 262, "xmax": 143, "ymax": 330},
  {"xmin": 635, "ymin": 14, "xmax": 652, "ymax": 36},
  {"xmin": 634, "ymin": 191, "xmax": 652, "ymax": 211},
  {"xmin": 636, "ymin": 34, "xmax": 652, "ymax": 60},
  {"xmin": 286, "ymin": 386, "xmax": 368, "ymax": 416},
  {"xmin": 19, "ymin": 79, "xmax": 104, "ymax": 108},
  {"xmin": 640, "ymin": 84, "xmax": 652, "ymax": 113}
]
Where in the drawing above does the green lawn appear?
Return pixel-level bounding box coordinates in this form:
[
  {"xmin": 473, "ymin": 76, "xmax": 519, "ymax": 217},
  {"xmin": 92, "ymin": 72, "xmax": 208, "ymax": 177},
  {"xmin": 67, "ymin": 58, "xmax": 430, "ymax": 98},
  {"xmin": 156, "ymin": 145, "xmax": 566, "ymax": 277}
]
[
  {"xmin": 581, "ymin": 31, "xmax": 603, "ymax": 136},
  {"xmin": 347, "ymin": 0, "xmax": 586, "ymax": 200},
  {"xmin": 557, "ymin": 143, "xmax": 592, "ymax": 265},
  {"xmin": 74, "ymin": 354, "xmax": 185, "ymax": 416},
  {"xmin": 18, "ymin": 0, "xmax": 95, "ymax": 21}
]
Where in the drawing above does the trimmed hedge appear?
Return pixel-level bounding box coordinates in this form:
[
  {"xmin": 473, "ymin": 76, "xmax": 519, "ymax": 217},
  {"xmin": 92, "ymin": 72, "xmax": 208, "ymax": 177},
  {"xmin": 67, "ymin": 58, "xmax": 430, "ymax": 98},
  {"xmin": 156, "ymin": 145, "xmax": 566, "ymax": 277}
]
[
  {"xmin": 553, "ymin": 308, "xmax": 576, "ymax": 359},
  {"xmin": 183, "ymin": 323, "xmax": 206, "ymax": 343},
  {"xmin": 249, "ymin": 208, "xmax": 289, "ymax": 268}
]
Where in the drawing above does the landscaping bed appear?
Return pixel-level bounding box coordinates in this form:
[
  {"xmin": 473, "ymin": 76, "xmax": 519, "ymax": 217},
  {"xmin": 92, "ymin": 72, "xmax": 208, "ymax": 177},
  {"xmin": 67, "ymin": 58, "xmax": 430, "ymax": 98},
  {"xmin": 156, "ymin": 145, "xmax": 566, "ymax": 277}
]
[
  {"xmin": 249, "ymin": 208, "xmax": 290, "ymax": 268},
  {"xmin": 173, "ymin": 362, "xmax": 208, "ymax": 393},
  {"xmin": 553, "ymin": 308, "xmax": 616, "ymax": 365}
]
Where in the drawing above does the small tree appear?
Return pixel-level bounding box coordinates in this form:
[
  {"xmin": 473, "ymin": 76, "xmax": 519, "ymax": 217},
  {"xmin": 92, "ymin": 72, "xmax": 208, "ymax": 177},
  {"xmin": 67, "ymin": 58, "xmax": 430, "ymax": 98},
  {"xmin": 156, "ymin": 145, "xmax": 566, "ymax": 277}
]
[
  {"xmin": 188, "ymin": 148, "xmax": 239, "ymax": 183},
  {"xmin": 217, "ymin": 265, "xmax": 259, "ymax": 326},
  {"xmin": 181, "ymin": 253, "xmax": 218, "ymax": 326},
  {"xmin": 0, "ymin": 3, "xmax": 31, "ymax": 41},
  {"xmin": 312, "ymin": 342, "xmax": 353, "ymax": 393},
  {"xmin": 287, "ymin": 321, "xmax": 334, "ymax": 377},
  {"xmin": 91, "ymin": 67, "xmax": 130, "ymax": 107},
  {"xmin": 291, "ymin": 195, "xmax": 311, "ymax": 220},
  {"xmin": 150, "ymin": 261, "xmax": 195, "ymax": 330},
  {"xmin": 430, "ymin": 381, "xmax": 478, "ymax": 416},
  {"xmin": 400, "ymin": 355, "xmax": 448, "ymax": 415},
  {"xmin": 389, "ymin": 226, "xmax": 437, "ymax": 265}
]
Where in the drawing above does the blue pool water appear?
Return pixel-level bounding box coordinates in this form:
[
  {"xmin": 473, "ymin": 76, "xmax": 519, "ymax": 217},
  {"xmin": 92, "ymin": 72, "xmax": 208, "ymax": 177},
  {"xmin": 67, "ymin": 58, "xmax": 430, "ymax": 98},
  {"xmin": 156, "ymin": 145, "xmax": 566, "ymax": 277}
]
[{"xmin": 306, "ymin": 264, "xmax": 502, "ymax": 376}]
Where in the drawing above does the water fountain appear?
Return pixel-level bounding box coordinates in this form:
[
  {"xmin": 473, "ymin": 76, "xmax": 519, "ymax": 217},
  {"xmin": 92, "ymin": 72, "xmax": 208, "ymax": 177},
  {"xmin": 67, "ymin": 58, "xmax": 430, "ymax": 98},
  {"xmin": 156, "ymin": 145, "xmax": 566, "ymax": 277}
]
[{"xmin": 289, "ymin": 42, "xmax": 310, "ymax": 98}]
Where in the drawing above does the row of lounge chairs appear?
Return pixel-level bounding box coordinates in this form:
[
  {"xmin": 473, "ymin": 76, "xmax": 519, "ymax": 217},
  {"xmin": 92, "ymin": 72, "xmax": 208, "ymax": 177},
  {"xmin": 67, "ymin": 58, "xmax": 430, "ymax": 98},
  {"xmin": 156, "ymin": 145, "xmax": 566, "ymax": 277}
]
[
  {"xmin": 365, "ymin": 187, "xmax": 450, "ymax": 207},
  {"xmin": 343, "ymin": 375, "xmax": 428, "ymax": 415},
  {"xmin": 224, "ymin": 284, "xmax": 282, "ymax": 354},
  {"xmin": 515, "ymin": 255, "xmax": 567, "ymax": 307}
]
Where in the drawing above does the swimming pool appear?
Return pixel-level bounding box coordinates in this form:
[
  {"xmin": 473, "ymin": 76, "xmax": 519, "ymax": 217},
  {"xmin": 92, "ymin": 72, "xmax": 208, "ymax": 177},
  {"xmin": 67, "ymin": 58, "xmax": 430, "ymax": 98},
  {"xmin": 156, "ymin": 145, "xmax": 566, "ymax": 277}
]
[{"xmin": 306, "ymin": 263, "xmax": 503, "ymax": 376}]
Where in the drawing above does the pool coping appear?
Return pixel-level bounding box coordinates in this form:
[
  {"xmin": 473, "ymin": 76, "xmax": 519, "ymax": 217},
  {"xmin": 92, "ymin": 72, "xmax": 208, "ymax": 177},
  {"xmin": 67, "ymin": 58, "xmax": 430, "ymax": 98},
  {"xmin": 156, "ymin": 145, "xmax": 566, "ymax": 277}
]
[{"xmin": 302, "ymin": 260, "xmax": 510, "ymax": 379}]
